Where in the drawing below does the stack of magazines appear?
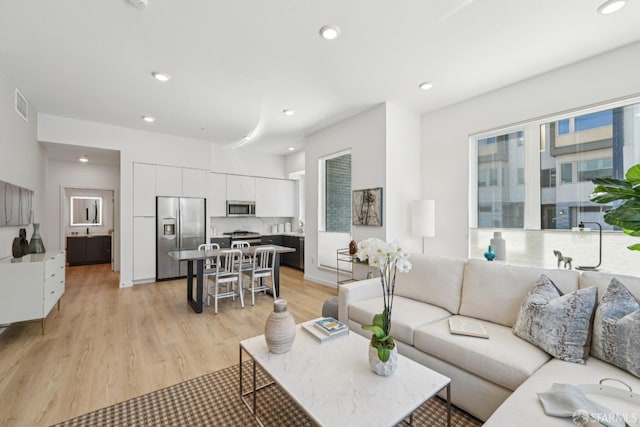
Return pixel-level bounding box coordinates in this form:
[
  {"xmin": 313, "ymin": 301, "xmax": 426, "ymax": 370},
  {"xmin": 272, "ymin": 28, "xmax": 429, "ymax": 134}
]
[{"xmin": 302, "ymin": 317, "xmax": 348, "ymax": 342}]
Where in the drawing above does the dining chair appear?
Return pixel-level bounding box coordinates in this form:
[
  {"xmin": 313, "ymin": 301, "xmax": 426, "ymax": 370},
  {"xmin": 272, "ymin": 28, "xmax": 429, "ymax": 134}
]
[
  {"xmin": 242, "ymin": 246, "xmax": 276, "ymax": 305},
  {"xmin": 206, "ymin": 248, "xmax": 244, "ymax": 314},
  {"xmin": 198, "ymin": 243, "xmax": 220, "ymax": 280},
  {"xmin": 231, "ymin": 240, "xmax": 253, "ymax": 272}
]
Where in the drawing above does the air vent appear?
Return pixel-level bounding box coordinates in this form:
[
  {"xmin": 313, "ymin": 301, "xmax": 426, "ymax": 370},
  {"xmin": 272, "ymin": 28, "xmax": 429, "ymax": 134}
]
[{"xmin": 15, "ymin": 89, "xmax": 28, "ymax": 122}]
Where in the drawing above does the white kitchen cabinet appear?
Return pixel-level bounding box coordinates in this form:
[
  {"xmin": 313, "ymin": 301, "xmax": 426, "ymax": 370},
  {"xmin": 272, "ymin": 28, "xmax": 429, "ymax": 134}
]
[
  {"xmin": 255, "ymin": 177, "xmax": 297, "ymax": 217},
  {"xmin": 156, "ymin": 165, "xmax": 183, "ymax": 197},
  {"xmin": 133, "ymin": 217, "xmax": 156, "ymax": 282},
  {"xmin": 0, "ymin": 251, "xmax": 65, "ymax": 334},
  {"xmin": 207, "ymin": 172, "xmax": 227, "ymax": 217},
  {"xmin": 182, "ymin": 168, "xmax": 207, "ymax": 198},
  {"xmin": 133, "ymin": 163, "xmax": 156, "ymax": 216},
  {"xmin": 226, "ymin": 175, "xmax": 255, "ymax": 201}
]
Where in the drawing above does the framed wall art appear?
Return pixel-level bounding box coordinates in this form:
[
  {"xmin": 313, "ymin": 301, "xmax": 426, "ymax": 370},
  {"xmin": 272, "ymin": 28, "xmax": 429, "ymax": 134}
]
[{"xmin": 352, "ymin": 187, "xmax": 382, "ymax": 226}]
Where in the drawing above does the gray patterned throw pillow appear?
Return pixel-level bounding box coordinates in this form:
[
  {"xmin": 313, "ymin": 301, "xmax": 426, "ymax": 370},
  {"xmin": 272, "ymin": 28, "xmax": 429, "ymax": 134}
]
[
  {"xmin": 591, "ymin": 278, "xmax": 640, "ymax": 378},
  {"xmin": 513, "ymin": 274, "xmax": 597, "ymax": 364}
]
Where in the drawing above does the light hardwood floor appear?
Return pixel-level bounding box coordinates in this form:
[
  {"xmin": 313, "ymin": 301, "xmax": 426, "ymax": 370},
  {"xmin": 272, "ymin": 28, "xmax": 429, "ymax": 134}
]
[{"xmin": 0, "ymin": 264, "xmax": 336, "ymax": 427}]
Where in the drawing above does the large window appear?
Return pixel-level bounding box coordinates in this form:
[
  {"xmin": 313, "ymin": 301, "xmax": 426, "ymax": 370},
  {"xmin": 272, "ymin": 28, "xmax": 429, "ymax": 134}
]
[
  {"xmin": 473, "ymin": 98, "xmax": 640, "ymax": 231},
  {"xmin": 319, "ymin": 151, "xmax": 351, "ymax": 232},
  {"xmin": 476, "ymin": 131, "xmax": 525, "ymax": 228}
]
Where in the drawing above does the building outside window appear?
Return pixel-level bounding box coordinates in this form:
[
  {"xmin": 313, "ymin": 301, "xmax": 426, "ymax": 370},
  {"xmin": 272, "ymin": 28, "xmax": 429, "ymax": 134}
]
[
  {"xmin": 560, "ymin": 163, "xmax": 573, "ymax": 183},
  {"xmin": 476, "ymin": 131, "xmax": 525, "ymax": 228}
]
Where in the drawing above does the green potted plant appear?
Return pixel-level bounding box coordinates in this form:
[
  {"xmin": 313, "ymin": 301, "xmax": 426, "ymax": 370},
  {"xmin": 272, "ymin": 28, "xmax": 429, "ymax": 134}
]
[
  {"xmin": 356, "ymin": 238, "xmax": 412, "ymax": 376},
  {"xmin": 590, "ymin": 163, "xmax": 640, "ymax": 251}
]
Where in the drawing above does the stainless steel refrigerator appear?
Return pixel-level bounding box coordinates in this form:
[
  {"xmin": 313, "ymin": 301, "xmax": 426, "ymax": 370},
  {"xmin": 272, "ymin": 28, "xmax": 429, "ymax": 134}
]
[{"xmin": 156, "ymin": 197, "xmax": 206, "ymax": 280}]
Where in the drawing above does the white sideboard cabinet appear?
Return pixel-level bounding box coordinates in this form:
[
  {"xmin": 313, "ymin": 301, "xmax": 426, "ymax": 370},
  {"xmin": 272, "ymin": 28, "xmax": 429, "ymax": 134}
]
[{"xmin": 0, "ymin": 250, "xmax": 65, "ymax": 334}]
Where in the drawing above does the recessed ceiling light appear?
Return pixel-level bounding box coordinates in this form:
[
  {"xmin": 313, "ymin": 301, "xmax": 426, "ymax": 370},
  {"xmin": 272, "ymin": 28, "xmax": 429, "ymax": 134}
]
[
  {"xmin": 418, "ymin": 81, "xmax": 434, "ymax": 91},
  {"xmin": 283, "ymin": 109, "xmax": 295, "ymax": 116},
  {"xmin": 597, "ymin": 0, "xmax": 628, "ymax": 14},
  {"xmin": 319, "ymin": 25, "xmax": 340, "ymax": 40},
  {"xmin": 288, "ymin": 147, "xmax": 295, "ymax": 151},
  {"xmin": 151, "ymin": 72, "xmax": 171, "ymax": 82},
  {"xmin": 78, "ymin": 155, "xmax": 89, "ymax": 163},
  {"xmin": 142, "ymin": 116, "xmax": 155, "ymax": 123}
]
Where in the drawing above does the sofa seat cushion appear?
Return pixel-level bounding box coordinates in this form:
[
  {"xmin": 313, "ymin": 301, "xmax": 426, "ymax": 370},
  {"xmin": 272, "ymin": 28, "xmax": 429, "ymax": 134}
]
[
  {"xmin": 348, "ymin": 296, "xmax": 451, "ymax": 346},
  {"xmin": 414, "ymin": 315, "xmax": 551, "ymax": 391},
  {"xmin": 484, "ymin": 358, "xmax": 640, "ymax": 427}
]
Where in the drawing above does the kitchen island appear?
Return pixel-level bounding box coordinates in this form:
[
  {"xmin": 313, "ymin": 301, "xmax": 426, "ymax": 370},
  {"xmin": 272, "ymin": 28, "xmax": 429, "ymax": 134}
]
[{"xmin": 168, "ymin": 245, "xmax": 295, "ymax": 313}]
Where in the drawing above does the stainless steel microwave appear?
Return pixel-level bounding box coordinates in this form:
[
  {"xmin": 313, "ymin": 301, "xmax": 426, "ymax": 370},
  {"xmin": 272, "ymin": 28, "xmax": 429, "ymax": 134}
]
[{"xmin": 226, "ymin": 200, "xmax": 256, "ymax": 217}]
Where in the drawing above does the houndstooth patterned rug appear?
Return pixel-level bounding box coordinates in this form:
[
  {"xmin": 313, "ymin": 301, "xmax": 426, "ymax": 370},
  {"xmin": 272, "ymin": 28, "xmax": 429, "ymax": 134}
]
[{"xmin": 52, "ymin": 363, "xmax": 483, "ymax": 426}]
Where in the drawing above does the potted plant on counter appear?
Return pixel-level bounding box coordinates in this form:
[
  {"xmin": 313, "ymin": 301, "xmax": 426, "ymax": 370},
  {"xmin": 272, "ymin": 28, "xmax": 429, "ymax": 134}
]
[{"xmin": 357, "ymin": 238, "xmax": 412, "ymax": 376}]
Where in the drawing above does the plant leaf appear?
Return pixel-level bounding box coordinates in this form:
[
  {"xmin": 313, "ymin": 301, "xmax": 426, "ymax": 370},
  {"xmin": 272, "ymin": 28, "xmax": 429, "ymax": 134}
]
[
  {"xmin": 603, "ymin": 200, "xmax": 640, "ymax": 231},
  {"xmin": 361, "ymin": 324, "xmax": 385, "ymax": 339},
  {"xmin": 625, "ymin": 164, "xmax": 640, "ymax": 183},
  {"xmin": 372, "ymin": 312, "xmax": 386, "ymax": 330},
  {"xmin": 377, "ymin": 346, "xmax": 391, "ymax": 362},
  {"xmin": 628, "ymin": 243, "xmax": 640, "ymax": 251}
]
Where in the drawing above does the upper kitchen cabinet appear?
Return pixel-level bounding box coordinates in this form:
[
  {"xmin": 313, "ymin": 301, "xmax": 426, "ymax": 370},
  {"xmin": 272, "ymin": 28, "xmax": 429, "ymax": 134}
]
[
  {"xmin": 226, "ymin": 175, "xmax": 255, "ymax": 201},
  {"xmin": 156, "ymin": 165, "xmax": 182, "ymax": 197},
  {"xmin": 255, "ymin": 178, "xmax": 297, "ymax": 217},
  {"xmin": 207, "ymin": 173, "xmax": 227, "ymax": 217},
  {"xmin": 133, "ymin": 163, "xmax": 156, "ymax": 217},
  {"xmin": 182, "ymin": 168, "xmax": 207, "ymax": 198}
]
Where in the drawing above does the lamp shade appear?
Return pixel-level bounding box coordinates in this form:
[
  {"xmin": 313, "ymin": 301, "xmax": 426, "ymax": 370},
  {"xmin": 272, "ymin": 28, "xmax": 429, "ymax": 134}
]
[{"xmin": 411, "ymin": 200, "xmax": 435, "ymax": 237}]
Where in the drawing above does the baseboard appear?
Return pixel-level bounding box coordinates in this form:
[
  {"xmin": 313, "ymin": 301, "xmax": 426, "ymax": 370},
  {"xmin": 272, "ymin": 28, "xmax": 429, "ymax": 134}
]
[{"xmin": 303, "ymin": 273, "xmax": 337, "ymax": 288}]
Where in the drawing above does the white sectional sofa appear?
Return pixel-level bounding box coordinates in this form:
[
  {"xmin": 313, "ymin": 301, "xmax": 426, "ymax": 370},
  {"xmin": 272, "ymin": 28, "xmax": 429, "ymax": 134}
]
[{"xmin": 338, "ymin": 254, "xmax": 640, "ymax": 423}]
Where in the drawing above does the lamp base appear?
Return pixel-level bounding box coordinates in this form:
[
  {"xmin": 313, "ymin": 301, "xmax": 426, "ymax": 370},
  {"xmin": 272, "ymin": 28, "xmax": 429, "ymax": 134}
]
[{"xmin": 576, "ymin": 266, "xmax": 599, "ymax": 271}]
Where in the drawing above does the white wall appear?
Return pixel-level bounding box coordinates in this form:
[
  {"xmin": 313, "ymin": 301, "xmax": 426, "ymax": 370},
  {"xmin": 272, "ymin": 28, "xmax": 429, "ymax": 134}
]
[
  {"xmin": 46, "ymin": 159, "xmax": 120, "ymax": 270},
  {"xmin": 421, "ymin": 41, "xmax": 640, "ymax": 259},
  {"xmin": 37, "ymin": 114, "xmax": 288, "ymax": 286},
  {"xmin": 0, "ymin": 74, "xmax": 45, "ymax": 259},
  {"xmin": 304, "ymin": 103, "xmax": 422, "ymax": 286},
  {"xmin": 286, "ymin": 150, "xmax": 305, "ymax": 174},
  {"xmin": 385, "ymin": 103, "xmax": 422, "ymax": 253},
  {"xmin": 210, "ymin": 144, "xmax": 287, "ymax": 178}
]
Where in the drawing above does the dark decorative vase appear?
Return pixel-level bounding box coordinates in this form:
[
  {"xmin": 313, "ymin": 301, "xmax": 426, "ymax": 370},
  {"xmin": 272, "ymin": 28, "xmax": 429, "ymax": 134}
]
[
  {"xmin": 349, "ymin": 240, "xmax": 358, "ymax": 255},
  {"xmin": 484, "ymin": 245, "xmax": 496, "ymax": 261},
  {"xmin": 12, "ymin": 228, "xmax": 29, "ymax": 258},
  {"xmin": 27, "ymin": 223, "xmax": 46, "ymax": 254}
]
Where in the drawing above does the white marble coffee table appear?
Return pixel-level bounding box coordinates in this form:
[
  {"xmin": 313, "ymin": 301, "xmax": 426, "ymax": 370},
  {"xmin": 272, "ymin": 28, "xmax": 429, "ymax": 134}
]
[{"xmin": 239, "ymin": 325, "xmax": 451, "ymax": 426}]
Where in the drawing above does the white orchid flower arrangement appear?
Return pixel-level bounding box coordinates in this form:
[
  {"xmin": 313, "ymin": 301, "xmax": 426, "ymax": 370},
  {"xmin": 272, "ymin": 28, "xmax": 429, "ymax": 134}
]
[{"xmin": 356, "ymin": 238, "xmax": 412, "ymax": 362}]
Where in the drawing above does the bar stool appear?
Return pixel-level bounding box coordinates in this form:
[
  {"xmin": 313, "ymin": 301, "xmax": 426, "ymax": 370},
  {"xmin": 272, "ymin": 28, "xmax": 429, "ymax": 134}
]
[
  {"xmin": 206, "ymin": 249, "xmax": 244, "ymax": 314},
  {"xmin": 243, "ymin": 246, "xmax": 276, "ymax": 305}
]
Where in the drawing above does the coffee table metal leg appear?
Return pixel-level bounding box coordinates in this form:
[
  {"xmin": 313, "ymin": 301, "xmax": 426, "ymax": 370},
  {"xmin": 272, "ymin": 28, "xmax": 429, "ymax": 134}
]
[
  {"xmin": 239, "ymin": 345, "xmax": 276, "ymax": 427},
  {"xmin": 447, "ymin": 383, "xmax": 451, "ymax": 427}
]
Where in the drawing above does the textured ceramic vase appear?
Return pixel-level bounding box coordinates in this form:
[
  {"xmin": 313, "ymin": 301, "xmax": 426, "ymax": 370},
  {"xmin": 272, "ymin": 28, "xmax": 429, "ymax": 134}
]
[
  {"xmin": 369, "ymin": 343, "xmax": 398, "ymax": 376},
  {"xmin": 490, "ymin": 232, "xmax": 506, "ymax": 261},
  {"xmin": 484, "ymin": 245, "xmax": 496, "ymax": 261},
  {"xmin": 264, "ymin": 299, "xmax": 296, "ymax": 354},
  {"xmin": 27, "ymin": 223, "xmax": 46, "ymax": 254}
]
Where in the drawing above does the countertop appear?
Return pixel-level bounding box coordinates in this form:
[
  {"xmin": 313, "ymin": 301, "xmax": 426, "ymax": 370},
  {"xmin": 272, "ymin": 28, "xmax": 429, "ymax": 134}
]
[
  {"xmin": 67, "ymin": 234, "xmax": 112, "ymax": 238},
  {"xmin": 210, "ymin": 232, "xmax": 305, "ymax": 238}
]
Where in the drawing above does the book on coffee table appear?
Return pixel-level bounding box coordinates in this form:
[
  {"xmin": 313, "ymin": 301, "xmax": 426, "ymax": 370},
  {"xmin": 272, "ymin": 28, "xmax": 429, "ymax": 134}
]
[
  {"xmin": 314, "ymin": 317, "xmax": 347, "ymax": 335},
  {"xmin": 448, "ymin": 317, "xmax": 489, "ymax": 339},
  {"xmin": 302, "ymin": 318, "xmax": 348, "ymax": 342}
]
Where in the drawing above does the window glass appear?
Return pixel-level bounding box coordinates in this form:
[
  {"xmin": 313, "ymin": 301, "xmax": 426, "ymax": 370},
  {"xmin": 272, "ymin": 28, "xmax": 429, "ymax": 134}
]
[
  {"xmin": 324, "ymin": 153, "xmax": 351, "ymax": 232},
  {"xmin": 574, "ymin": 110, "xmax": 612, "ymax": 132},
  {"xmin": 539, "ymin": 104, "xmax": 638, "ymax": 230},
  {"xmin": 541, "ymin": 168, "xmax": 556, "ymax": 188},
  {"xmin": 477, "ymin": 130, "xmax": 525, "ymax": 228},
  {"xmin": 560, "ymin": 163, "xmax": 573, "ymax": 183}
]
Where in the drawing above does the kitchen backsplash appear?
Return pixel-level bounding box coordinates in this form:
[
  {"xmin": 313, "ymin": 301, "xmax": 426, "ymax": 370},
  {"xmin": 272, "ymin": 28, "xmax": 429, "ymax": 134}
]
[{"xmin": 210, "ymin": 217, "xmax": 302, "ymax": 235}]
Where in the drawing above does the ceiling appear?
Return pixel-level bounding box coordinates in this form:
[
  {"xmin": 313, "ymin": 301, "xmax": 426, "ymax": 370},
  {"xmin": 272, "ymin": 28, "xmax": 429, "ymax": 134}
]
[{"xmin": 1, "ymin": 1, "xmax": 639, "ymax": 157}]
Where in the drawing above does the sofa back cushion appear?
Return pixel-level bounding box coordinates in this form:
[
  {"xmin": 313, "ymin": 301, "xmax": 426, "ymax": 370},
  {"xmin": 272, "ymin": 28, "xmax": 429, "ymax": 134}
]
[
  {"xmin": 459, "ymin": 259, "xmax": 580, "ymax": 327},
  {"xmin": 579, "ymin": 271, "xmax": 640, "ymax": 300},
  {"xmin": 393, "ymin": 253, "xmax": 467, "ymax": 314}
]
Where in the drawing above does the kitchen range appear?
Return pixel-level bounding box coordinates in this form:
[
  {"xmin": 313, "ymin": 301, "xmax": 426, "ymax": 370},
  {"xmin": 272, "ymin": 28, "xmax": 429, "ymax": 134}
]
[{"xmin": 224, "ymin": 230, "xmax": 261, "ymax": 246}]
